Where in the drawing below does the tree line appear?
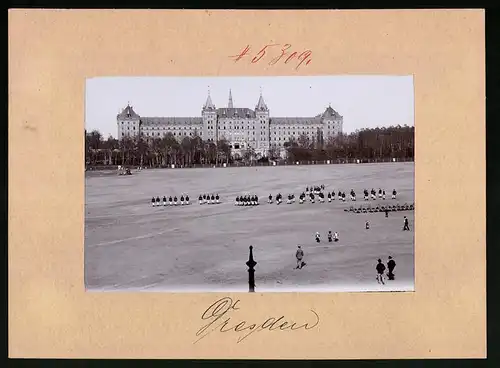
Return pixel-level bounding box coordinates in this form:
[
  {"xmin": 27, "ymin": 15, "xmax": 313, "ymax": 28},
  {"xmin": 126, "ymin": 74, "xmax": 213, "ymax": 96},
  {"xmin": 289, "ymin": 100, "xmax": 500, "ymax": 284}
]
[{"xmin": 85, "ymin": 125, "xmax": 414, "ymax": 168}]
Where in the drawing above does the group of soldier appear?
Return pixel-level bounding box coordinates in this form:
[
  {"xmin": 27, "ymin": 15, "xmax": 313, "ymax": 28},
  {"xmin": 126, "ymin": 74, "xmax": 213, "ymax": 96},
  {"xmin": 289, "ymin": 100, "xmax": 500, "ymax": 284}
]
[
  {"xmin": 151, "ymin": 195, "xmax": 191, "ymax": 207},
  {"xmin": 266, "ymin": 186, "xmax": 399, "ymax": 206},
  {"xmin": 235, "ymin": 195, "xmax": 259, "ymax": 206},
  {"xmin": 198, "ymin": 194, "xmax": 221, "ymax": 205},
  {"xmin": 345, "ymin": 203, "xmax": 415, "ymax": 214}
]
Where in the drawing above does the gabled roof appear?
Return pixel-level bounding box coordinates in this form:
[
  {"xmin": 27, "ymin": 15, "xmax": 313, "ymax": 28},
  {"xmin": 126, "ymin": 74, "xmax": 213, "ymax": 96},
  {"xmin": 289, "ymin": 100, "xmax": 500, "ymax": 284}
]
[{"xmin": 117, "ymin": 104, "xmax": 140, "ymax": 119}]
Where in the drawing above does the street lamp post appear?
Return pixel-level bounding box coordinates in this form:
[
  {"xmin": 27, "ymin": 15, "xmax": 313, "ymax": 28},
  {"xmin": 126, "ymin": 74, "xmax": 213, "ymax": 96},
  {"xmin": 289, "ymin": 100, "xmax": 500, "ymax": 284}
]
[{"xmin": 246, "ymin": 246, "xmax": 257, "ymax": 292}]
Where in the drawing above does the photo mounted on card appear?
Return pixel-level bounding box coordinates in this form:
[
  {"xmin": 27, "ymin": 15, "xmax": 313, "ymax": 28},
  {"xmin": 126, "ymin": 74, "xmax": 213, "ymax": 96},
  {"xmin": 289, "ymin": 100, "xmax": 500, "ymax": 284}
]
[
  {"xmin": 9, "ymin": 9, "xmax": 485, "ymax": 359},
  {"xmin": 85, "ymin": 76, "xmax": 415, "ymax": 293}
]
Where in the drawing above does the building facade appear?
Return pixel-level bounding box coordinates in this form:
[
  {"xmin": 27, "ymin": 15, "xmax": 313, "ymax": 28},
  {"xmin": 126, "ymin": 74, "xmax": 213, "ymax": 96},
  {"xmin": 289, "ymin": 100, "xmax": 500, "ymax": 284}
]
[{"xmin": 117, "ymin": 90, "xmax": 343, "ymax": 158}]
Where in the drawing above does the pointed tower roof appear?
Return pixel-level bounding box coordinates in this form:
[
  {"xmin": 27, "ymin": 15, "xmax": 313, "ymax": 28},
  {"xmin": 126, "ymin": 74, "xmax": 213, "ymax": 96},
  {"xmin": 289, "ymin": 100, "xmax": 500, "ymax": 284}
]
[
  {"xmin": 255, "ymin": 91, "xmax": 268, "ymax": 111},
  {"xmin": 322, "ymin": 104, "xmax": 339, "ymax": 118},
  {"xmin": 203, "ymin": 90, "xmax": 216, "ymax": 110},
  {"xmin": 117, "ymin": 103, "xmax": 140, "ymax": 119},
  {"xmin": 228, "ymin": 89, "xmax": 234, "ymax": 108}
]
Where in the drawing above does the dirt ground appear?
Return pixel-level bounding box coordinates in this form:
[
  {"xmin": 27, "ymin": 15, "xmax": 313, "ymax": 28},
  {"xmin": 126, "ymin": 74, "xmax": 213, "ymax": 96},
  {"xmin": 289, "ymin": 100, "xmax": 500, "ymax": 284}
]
[{"xmin": 85, "ymin": 162, "xmax": 415, "ymax": 292}]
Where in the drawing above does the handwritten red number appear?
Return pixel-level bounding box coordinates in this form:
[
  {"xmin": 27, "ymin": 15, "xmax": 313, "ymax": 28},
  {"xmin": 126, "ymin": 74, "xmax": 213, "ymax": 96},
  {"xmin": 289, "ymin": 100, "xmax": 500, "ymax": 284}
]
[
  {"xmin": 252, "ymin": 44, "xmax": 279, "ymax": 63},
  {"xmin": 269, "ymin": 44, "xmax": 292, "ymax": 66},
  {"xmin": 296, "ymin": 50, "xmax": 312, "ymax": 70},
  {"xmin": 229, "ymin": 45, "xmax": 251, "ymax": 62},
  {"xmin": 285, "ymin": 51, "xmax": 298, "ymax": 64}
]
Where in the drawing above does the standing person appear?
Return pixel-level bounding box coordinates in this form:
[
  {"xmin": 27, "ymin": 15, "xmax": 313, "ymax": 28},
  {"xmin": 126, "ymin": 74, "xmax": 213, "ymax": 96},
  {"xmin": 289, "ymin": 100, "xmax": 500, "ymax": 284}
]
[
  {"xmin": 392, "ymin": 189, "xmax": 397, "ymax": 200},
  {"xmin": 151, "ymin": 197, "xmax": 156, "ymax": 207},
  {"xmin": 180, "ymin": 195, "xmax": 185, "ymax": 205},
  {"xmin": 315, "ymin": 232, "xmax": 321, "ymax": 243},
  {"xmin": 376, "ymin": 259, "xmax": 386, "ymax": 285},
  {"xmin": 378, "ymin": 188, "xmax": 382, "ymax": 199},
  {"xmin": 403, "ymin": 216, "xmax": 410, "ymax": 231},
  {"xmin": 333, "ymin": 231, "xmax": 339, "ymax": 242},
  {"xmin": 295, "ymin": 246, "xmax": 304, "ymax": 269},
  {"xmin": 169, "ymin": 195, "xmax": 173, "ymax": 206},
  {"xmin": 163, "ymin": 196, "xmax": 167, "ymax": 206},
  {"xmin": 328, "ymin": 231, "xmax": 333, "ymax": 242},
  {"xmin": 215, "ymin": 194, "xmax": 220, "ymax": 204},
  {"xmin": 185, "ymin": 195, "xmax": 190, "ymax": 205},
  {"xmin": 327, "ymin": 192, "xmax": 332, "ymax": 202},
  {"xmin": 199, "ymin": 194, "xmax": 203, "ymax": 205},
  {"xmin": 385, "ymin": 208, "xmax": 389, "ymax": 217},
  {"xmin": 365, "ymin": 221, "xmax": 370, "ymax": 230},
  {"xmin": 387, "ymin": 256, "xmax": 396, "ymax": 280},
  {"xmin": 382, "ymin": 190, "xmax": 386, "ymax": 200},
  {"xmin": 268, "ymin": 194, "xmax": 273, "ymax": 204},
  {"xmin": 156, "ymin": 196, "xmax": 161, "ymax": 206},
  {"xmin": 173, "ymin": 196, "xmax": 178, "ymax": 206}
]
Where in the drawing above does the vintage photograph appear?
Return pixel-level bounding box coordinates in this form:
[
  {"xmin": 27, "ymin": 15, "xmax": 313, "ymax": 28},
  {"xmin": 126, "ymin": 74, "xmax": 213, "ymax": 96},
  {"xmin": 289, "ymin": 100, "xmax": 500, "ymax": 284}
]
[{"xmin": 85, "ymin": 76, "xmax": 415, "ymax": 292}]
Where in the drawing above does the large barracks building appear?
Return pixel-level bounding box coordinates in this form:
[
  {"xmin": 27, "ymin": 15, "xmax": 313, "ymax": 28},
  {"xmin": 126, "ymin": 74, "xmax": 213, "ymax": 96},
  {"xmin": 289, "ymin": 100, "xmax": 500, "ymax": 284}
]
[{"xmin": 117, "ymin": 90, "xmax": 343, "ymax": 158}]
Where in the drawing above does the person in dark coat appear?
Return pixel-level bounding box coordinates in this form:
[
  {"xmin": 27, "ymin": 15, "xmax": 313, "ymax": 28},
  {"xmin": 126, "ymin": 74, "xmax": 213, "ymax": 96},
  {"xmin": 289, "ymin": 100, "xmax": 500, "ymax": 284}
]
[
  {"xmin": 403, "ymin": 216, "xmax": 410, "ymax": 231},
  {"xmin": 328, "ymin": 231, "xmax": 333, "ymax": 242},
  {"xmin": 295, "ymin": 246, "xmax": 304, "ymax": 269},
  {"xmin": 376, "ymin": 259, "xmax": 386, "ymax": 284},
  {"xmin": 151, "ymin": 197, "xmax": 156, "ymax": 207},
  {"xmin": 385, "ymin": 208, "xmax": 389, "ymax": 218},
  {"xmin": 162, "ymin": 196, "xmax": 167, "ymax": 206},
  {"xmin": 387, "ymin": 256, "xmax": 396, "ymax": 280}
]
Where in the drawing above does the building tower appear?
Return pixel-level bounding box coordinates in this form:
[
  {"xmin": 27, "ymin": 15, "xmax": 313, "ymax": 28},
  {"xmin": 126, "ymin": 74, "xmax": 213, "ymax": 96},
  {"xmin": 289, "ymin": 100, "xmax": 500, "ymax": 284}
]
[
  {"xmin": 255, "ymin": 90, "xmax": 270, "ymax": 156},
  {"xmin": 202, "ymin": 89, "xmax": 217, "ymax": 142},
  {"xmin": 117, "ymin": 103, "xmax": 141, "ymax": 140},
  {"xmin": 320, "ymin": 104, "xmax": 343, "ymax": 141},
  {"xmin": 228, "ymin": 89, "xmax": 234, "ymax": 108}
]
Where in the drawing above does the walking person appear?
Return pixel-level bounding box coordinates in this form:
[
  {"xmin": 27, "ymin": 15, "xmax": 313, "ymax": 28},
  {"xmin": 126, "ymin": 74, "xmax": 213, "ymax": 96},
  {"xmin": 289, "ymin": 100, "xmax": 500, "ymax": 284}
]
[
  {"xmin": 295, "ymin": 246, "xmax": 305, "ymax": 269},
  {"xmin": 403, "ymin": 216, "xmax": 410, "ymax": 231},
  {"xmin": 387, "ymin": 256, "xmax": 396, "ymax": 280},
  {"xmin": 376, "ymin": 259, "xmax": 386, "ymax": 285}
]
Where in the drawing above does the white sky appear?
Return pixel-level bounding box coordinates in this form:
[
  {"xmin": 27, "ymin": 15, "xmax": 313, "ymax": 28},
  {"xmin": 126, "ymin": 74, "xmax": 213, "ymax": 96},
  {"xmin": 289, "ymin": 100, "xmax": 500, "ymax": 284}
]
[{"xmin": 85, "ymin": 76, "xmax": 414, "ymax": 138}]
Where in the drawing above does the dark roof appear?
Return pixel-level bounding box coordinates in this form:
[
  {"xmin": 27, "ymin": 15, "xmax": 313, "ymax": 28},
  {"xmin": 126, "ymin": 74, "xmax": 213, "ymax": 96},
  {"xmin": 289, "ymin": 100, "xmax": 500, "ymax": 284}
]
[
  {"xmin": 117, "ymin": 105, "xmax": 140, "ymax": 119},
  {"xmin": 322, "ymin": 106, "xmax": 341, "ymax": 118},
  {"xmin": 141, "ymin": 117, "xmax": 202, "ymax": 125},
  {"xmin": 271, "ymin": 117, "xmax": 321, "ymax": 125},
  {"xmin": 217, "ymin": 108, "xmax": 256, "ymax": 118}
]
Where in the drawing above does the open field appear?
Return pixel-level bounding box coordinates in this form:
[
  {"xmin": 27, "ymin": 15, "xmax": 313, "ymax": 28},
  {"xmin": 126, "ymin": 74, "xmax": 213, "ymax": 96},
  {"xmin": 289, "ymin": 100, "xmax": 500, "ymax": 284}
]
[{"xmin": 85, "ymin": 162, "xmax": 415, "ymax": 292}]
